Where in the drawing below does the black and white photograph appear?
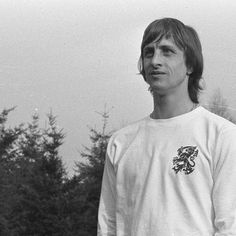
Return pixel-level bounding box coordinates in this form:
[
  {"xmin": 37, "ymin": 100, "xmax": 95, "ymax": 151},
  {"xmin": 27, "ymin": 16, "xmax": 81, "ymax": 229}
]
[{"xmin": 1, "ymin": 0, "xmax": 236, "ymax": 235}]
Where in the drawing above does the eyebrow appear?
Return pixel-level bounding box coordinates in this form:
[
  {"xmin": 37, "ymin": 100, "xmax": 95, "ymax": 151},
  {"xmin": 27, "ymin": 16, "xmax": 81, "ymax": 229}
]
[
  {"xmin": 143, "ymin": 46, "xmax": 153, "ymax": 52},
  {"xmin": 143, "ymin": 44, "xmax": 177, "ymax": 53},
  {"xmin": 159, "ymin": 45, "xmax": 176, "ymax": 52}
]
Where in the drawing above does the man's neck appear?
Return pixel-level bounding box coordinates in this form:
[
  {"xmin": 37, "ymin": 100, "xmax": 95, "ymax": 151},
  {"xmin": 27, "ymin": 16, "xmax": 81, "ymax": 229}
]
[{"xmin": 150, "ymin": 92, "xmax": 196, "ymax": 119}]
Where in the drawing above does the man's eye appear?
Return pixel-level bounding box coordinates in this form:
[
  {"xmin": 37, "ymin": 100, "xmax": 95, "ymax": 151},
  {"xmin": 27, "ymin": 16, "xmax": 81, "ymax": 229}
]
[
  {"xmin": 163, "ymin": 49, "xmax": 171, "ymax": 54},
  {"xmin": 162, "ymin": 48, "xmax": 174, "ymax": 55},
  {"xmin": 143, "ymin": 50, "xmax": 153, "ymax": 57}
]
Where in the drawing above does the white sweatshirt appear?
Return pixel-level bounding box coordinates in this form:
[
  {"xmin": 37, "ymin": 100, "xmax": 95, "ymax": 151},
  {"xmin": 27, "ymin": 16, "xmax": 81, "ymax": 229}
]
[{"xmin": 98, "ymin": 106, "xmax": 236, "ymax": 236}]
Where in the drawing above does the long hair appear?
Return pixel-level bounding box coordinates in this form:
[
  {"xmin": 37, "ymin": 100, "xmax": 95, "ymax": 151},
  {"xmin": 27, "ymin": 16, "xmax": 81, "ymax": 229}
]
[{"xmin": 138, "ymin": 18, "xmax": 204, "ymax": 103}]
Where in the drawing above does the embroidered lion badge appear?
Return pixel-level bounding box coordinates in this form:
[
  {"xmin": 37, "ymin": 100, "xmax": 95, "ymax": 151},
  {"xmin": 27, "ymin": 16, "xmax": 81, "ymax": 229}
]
[{"xmin": 172, "ymin": 146, "xmax": 198, "ymax": 175}]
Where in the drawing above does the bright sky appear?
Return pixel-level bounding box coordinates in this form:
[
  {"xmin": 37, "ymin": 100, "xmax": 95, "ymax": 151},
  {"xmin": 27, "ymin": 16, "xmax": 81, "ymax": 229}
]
[{"xmin": 1, "ymin": 0, "xmax": 236, "ymax": 176}]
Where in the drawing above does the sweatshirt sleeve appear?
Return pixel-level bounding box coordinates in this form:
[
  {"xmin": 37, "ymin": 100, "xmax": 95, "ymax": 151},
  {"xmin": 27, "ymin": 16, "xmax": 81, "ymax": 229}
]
[
  {"xmin": 97, "ymin": 138, "xmax": 117, "ymax": 236},
  {"xmin": 213, "ymin": 127, "xmax": 236, "ymax": 236}
]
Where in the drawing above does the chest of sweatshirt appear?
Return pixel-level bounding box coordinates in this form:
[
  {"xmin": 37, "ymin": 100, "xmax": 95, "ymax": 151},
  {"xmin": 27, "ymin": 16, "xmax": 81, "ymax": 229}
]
[{"xmin": 111, "ymin": 118, "xmax": 217, "ymax": 219}]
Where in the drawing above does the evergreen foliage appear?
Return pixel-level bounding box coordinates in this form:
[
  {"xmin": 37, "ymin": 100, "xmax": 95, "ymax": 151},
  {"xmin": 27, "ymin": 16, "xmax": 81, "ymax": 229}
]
[
  {"xmin": 0, "ymin": 108, "xmax": 23, "ymax": 235},
  {"xmin": 0, "ymin": 109, "xmax": 68, "ymax": 235},
  {"xmin": 0, "ymin": 107, "xmax": 111, "ymax": 235},
  {"xmin": 74, "ymin": 110, "xmax": 111, "ymax": 235}
]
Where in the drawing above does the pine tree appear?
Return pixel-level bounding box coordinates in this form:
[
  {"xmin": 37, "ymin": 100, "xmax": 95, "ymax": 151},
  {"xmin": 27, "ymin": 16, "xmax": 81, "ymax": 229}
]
[
  {"xmin": 74, "ymin": 110, "xmax": 112, "ymax": 235},
  {"xmin": 0, "ymin": 108, "xmax": 23, "ymax": 235},
  {"xmin": 8, "ymin": 111, "xmax": 67, "ymax": 235}
]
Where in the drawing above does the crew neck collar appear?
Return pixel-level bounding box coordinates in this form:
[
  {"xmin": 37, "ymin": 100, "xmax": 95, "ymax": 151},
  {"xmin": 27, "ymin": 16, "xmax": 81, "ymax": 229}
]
[{"xmin": 147, "ymin": 105, "xmax": 203, "ymax": 123}]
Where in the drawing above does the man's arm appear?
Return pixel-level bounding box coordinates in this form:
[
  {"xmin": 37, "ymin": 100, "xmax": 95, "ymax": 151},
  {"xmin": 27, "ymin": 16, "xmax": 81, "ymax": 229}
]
[
  {"xmin": 213, "ymin": 127, "xmax": 236, "ymax": 235},
  {"xmin": 97, "ymin": 143, "xmax": 117, "ymax": 236}
]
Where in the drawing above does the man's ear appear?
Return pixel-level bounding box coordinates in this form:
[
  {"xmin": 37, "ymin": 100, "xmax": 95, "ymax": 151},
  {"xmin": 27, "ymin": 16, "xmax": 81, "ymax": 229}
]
[{"xmin": 187, "ymin": 67, "xmax": 193, "ymax": 75}]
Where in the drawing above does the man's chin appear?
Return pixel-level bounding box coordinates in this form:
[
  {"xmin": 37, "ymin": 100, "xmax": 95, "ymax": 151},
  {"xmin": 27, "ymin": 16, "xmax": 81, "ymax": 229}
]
[{"xmin": 148, "ymin": 85, "xmax": 167, "ymax": 95}]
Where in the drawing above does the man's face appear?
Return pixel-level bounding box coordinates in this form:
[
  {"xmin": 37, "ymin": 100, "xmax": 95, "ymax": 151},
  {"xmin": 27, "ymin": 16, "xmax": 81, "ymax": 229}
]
[{"xmin": 143, "ymin": 37, "xmax": 190, "ymax": 95}]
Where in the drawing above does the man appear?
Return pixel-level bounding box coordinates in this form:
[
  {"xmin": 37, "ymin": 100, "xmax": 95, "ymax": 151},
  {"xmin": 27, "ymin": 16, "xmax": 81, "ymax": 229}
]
[{"xmin": 97, "ymin": 18, "xmax": 236, "ymax": 236}]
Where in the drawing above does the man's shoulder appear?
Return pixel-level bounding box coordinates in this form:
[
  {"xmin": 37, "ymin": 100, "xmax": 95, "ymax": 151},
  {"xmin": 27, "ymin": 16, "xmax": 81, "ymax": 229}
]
[
  {"xmin": 200, "ymin": 106, "xmax": 236, "ymax": 132},
  {"xmin": 109, "ymin": 117, "xmax": 147, "ymax": 144}
]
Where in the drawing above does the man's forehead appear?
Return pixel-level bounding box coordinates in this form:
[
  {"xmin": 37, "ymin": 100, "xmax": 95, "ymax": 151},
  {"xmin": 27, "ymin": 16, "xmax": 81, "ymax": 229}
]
[{"xmin": 144, "ymin": 37, "xmax": 179, "ymax": 49}]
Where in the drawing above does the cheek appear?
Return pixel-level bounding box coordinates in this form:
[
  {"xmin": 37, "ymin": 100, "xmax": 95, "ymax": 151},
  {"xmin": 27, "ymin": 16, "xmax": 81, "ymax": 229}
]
[
  {"xmin": 143, "ymin": 61, "xmax": 150, "ymax": 73},
  {"xmin": 171, "ymin": 62, "xmax": 188, "ymax": 75},
  {"xmin": 143, "ymin": 59, "xmax": 149, "ymax": 67}
]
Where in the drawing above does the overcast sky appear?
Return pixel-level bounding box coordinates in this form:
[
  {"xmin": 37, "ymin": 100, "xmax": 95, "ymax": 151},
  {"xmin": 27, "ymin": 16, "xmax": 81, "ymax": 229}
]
[{"xmin": 1, "ymin": 0, "xmax": 236, "ymax": 176}]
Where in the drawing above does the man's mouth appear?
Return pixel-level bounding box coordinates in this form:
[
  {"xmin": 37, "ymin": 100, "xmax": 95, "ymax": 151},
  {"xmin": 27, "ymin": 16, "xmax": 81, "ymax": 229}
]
[{"xmin": 150, "ymin": 71, "xmax": 166, "ymax": 75}]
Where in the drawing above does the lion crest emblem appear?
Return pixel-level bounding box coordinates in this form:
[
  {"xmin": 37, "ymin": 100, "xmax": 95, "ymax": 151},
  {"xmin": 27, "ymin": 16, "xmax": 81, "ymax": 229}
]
[{"xmin": 172, "ymin": 146, "xmax": 198, "ymax": 175}]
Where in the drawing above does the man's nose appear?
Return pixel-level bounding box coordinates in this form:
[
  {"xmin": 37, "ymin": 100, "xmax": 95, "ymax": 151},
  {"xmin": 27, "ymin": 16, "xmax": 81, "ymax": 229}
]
[{"xmin": 151, "ymin": 50, "xmax": 162, "ymax": 67}]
